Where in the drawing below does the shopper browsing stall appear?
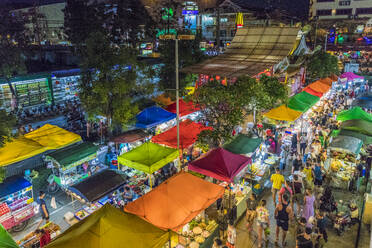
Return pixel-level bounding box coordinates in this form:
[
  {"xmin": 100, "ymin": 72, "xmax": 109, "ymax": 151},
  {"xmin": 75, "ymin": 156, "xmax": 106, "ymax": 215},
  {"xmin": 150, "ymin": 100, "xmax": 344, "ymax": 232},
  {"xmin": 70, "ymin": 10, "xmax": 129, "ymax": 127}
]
[{"xmin": 271, "ymin": 167, "xmax": 285, "ymax": 204}]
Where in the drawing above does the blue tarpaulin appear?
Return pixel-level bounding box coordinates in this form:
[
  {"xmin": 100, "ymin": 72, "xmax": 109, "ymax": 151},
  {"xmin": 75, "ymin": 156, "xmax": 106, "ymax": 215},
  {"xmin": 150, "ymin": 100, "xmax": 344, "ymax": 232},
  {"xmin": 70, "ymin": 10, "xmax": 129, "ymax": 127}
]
[
  {"xmin": 136, "ymin": 106, "xmax": 176, "ymax": 129},
  {"xmin": 0, "ymin": 176, "xmax": 32, "ymax": 198}
]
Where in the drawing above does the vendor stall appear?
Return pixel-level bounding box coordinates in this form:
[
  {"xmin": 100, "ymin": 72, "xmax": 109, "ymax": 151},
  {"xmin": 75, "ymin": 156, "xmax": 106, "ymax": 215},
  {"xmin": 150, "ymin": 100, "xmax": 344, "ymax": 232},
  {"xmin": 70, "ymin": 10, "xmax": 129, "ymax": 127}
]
[
  {"xmin": 125, "ymin": 172, "xmax": 224, "ymax": 248},
  {"xmin": 44, "ymin": 143, "xmax": 102, "ymax": 193},
  {"xmin": 17, "ymin": 222, "xmax": 61, "ymax": 248},
  {"xmin": 337, "ymin": 106, "xmax": 372, "ymax": 123},
  {"xmin": 340, "ymin": 119, "xmax": 372, "ymax": 136},
  {"xmin": 0, "ymin": 176, "xmax": 34, "ymax": 232},
  {"xmin": 135, "ymin": 106, "xmax": 176, "ymax": 132},
  {"xmin": 165, "ymin": 99, "xmax": 200, "ymax": 119},
  {"xmin": 111, "ymin": 129, "xmax": 150, "ymax": 155}
]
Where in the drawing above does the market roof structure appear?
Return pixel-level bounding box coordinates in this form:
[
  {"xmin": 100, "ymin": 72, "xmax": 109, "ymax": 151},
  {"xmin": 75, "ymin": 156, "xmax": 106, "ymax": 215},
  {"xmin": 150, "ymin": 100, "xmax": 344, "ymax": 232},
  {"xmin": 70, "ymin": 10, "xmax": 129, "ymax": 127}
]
[
  {"xmin": 188, "ymin": 147, "xmax": 251, "ymax": 182},
  {"xmin": 319, "ymin": 77, "xmax": 334, "ymax": 86},
  {"xmin": 151, "ymin": 120, "xmax": 211, "ymax": 149},
  {"xmin": 303, "ymin": 87, "xmax": 323, "ymax": 98},
  {"xmin": 124, "ymin": 172, "xmax": 224, "ymax": 231},
  {"xmin": 338, "ymin": 129, "xmax": 372, "ymax": 145},
  {"xmin": 329, "ymin": 135, "xmax": 363, "ymax": 155},
  {"xmin": 340, "ymin": 72, "xmax": 364, "ymax": 81},
  {"xmin": 0, "ymin": 124, "xmax": 81, "ymax": 167},
  {"xmin": 68, "ymin": 170, "xmax": 126, "ymax": 203},
  {"xmin": 263, "ymin": 105, "xmax": 302, "ymax": 122},
  {"xmin": 0, "ymin": 224, "xmax": 19, "ymax": 248},
  {"xmin": 337, "ymin": 107, "xmax": 372, "ymax": 123},
  {"xmin": 182, "ymin": 27, "xmax": 299, "ymax": 78},
  {"xmin": 341, "ymin": 119, "xmax": 372, "ymax": 136},
  {"xmin": 165, "ymin": 99, "xmax": 200, "ymax": 117},
  {"xmin": 117, "ymin": 142, "xmax": 179, "ymax": 174},
  {"xmin": 287, "ymin": 91, "xmax": 320, "ymax": 112},
  {"xmin": 223, "ymin": 135, "xmax": 262, "ymax": 155},
  {"xmin": 304, "ymin": 81, "xmax": 331, "ymax": 93},
  {"xmin": 0, "ymin": 176, "xmax": 32, "ymax": 199},
  {"xmin": 45, "ymin": 204, "xmax": 172, "ymax": 248},
  {"xmin": 136, "ymin": 106, "xmax": 176, "ymax": 129},
  {"xmin": 45, "ymin": 143, "xmax": 98, "ymax": 171},
  {"xmin": 111, "ymin": 129, "xmax": 149, "ymax": 144}
]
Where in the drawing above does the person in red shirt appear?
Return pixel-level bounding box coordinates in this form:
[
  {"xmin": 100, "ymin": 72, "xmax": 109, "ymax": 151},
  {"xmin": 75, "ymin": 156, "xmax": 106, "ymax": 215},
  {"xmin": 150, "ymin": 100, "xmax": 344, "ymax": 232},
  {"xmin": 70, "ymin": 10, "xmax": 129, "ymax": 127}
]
[
  {"xmin": 36, "ymin": 228, "xmax": 51, "ymax": 247},
  {"xmin": 278, "ymin": 179, "xmax": 293, "ymax": 204}
]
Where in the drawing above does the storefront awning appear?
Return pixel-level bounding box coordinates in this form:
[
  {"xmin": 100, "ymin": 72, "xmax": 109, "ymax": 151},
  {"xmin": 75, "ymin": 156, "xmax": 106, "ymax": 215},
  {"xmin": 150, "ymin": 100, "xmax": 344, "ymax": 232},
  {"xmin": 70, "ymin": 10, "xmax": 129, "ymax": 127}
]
[
  {"xmin": 188, "ymin": 147, "xmax": 251, "ymax": 182},
  {"xmin": 263, "ymin": 105, "xmax": 302, "ymax": 122},
  {"xmin": 111, "ymin": 129, "xmax": 149, "ymax": 144},
  {"xmin": 165, "ymin": 99, "xmax": 200, "ymax": 117},
  {"xmin": 337, "ymin": 107, "xmax": 372, "ymax": 123},
  {"xmin": 136, "ymin": 106, "xmax": 176, "ymax": 129},
  {"xmin": 45, "ymin": 204, "xmax": 172, "ymax": 248},
  {"xmin": 45, "ymin": 143, "xmax": 98, "ymax": 171},
  {"xmin": 340, "ymin": 72, "xmax": 364, "ymax": 81},
  {"xmin": 330, "ymin": 135, "xmax": 363, "ymax": 155},
  {"xmin": 68, "ymin": 170, "xmax": 126, "ymax": 203},
  {"xmin": 0, "ymin": 176, "xmax": 32, "ymax": 199},
  {"xmin": 223, "ymin": 134, "xmax": 262, "ymax": 155},
  {"xmin": 305, "ymin": 81, "xmax": 331, "ymax": 93},
  {"xmin": 0, "ymin": 224, "xmax": 19, "ymax": 248},
  {"xmin": 124, "ymin": 172, "xmax": 224, "ymax": 231},
  {"xmin": 287, "ymin": 91, "xmax": 320, "ymax": 112},
  {"xmin": 117, "ymin": 142, "xmax": 179, "ymax": 174},
  {"xmin": 182, "ymin": 27, "xmax": 300, "ymax": 78},
  {"xmin": 151, "ymin": 120, "xmax": 211, "ymax": 149}
]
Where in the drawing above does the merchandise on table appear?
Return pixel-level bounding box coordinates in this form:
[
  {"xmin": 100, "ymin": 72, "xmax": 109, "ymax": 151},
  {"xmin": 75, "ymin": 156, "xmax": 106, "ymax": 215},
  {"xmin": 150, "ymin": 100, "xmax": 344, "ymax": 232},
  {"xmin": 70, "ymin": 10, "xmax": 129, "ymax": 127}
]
[{"xmin": 17, "ymin": 222, "xmax": 61, "ymax": 248}]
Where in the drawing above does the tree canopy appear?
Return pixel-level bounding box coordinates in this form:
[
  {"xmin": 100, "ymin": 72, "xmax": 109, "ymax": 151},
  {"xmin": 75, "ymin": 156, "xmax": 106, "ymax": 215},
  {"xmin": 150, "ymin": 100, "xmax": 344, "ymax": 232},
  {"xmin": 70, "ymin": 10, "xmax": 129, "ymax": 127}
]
[
  {"xmin": 0, "ymin": 110, "xmax": 16, "ymax": 147},
  {"xmin": 307, "ymin": 50, "xmax": 339, "ymax": 81},
  {"xmin": 193, "ymin": 75, "xmax": 288, "ymax": 147}
]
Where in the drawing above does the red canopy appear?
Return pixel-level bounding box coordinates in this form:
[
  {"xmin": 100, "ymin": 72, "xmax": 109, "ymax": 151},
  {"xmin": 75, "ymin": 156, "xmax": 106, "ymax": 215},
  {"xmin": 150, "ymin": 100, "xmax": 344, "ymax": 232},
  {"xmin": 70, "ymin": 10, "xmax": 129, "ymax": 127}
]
[
  {"xmin": 188, "ymin": 147, "xmax": 251, "ymax": 182},
  {"xmin": 151, "ymin": 120, "xmax": 211, "ymax": 149},
  {"xmin": 303, "ymin": 87, "xmax": 323, "ymax": 98},
  {"xmin": 166, "ymin": 99, "xmax": 200, "ymax": 117}
]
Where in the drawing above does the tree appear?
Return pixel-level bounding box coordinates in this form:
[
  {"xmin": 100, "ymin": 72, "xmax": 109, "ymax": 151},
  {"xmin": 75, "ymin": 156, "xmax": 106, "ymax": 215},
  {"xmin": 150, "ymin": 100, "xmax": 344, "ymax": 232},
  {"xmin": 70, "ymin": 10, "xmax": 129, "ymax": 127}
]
[
  {"xmin": 306, "ymin": 50, "xmax": 339, "ymax": 82},
  {"xmin": 193, "ymin": 75, "xmax": 288, "ymax": 147},
  {"xmin": 0, "ymin": 110, "xmax": 16, "ymax": 147},
  {"xmin": 79, "ymin": 32, "xmax": 154, "ymax": 130}
]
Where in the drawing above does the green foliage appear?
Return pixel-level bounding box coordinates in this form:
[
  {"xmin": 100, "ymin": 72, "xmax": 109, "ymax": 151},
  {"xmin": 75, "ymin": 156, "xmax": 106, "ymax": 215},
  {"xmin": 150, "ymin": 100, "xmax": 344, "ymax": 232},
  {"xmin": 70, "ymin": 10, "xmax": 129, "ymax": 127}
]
[
  {"xmin": 0, "ymin": 167, "xmax": 5, "ymax": 183},
  {"xmin": 307, "ymin": 50, "xmax": 339, "ymax": 81},
  {"xmin": 193, "ymin": 76, "xmax": 287, "ymax": 147},
  {"xmin": 79, "ymin": 32, "xmax": 154, "ymax": 128},
  {"xmin": 31, "ymin": 167, "xmax": 51, "ymax": 192},
  {"xmin": 0, "ymin": 110, "xmax": 16, "ymax": 147}
]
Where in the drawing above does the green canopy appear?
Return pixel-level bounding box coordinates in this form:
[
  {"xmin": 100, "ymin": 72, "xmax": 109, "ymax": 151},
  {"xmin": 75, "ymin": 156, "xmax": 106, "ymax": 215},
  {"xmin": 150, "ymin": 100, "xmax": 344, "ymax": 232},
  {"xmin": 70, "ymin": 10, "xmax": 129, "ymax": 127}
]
[
  {"xmin": 341, "ymin": 119, "xmax": 372, "ymax": 136},
  {"xmin": 339, "ymin": 129, "xmax": 372, "ymax": 145},
  {"xmin": 45, "ymin": 204, "xmax": 172, "ymax": 248},
  {"xmin": 337, "ymin": 107, "xmax": 372, "ymax": 122},
  {"xmin": 287, "ymin": 91, "xmax": 320, "ymax": 112},
  {"xmin": 45, "ymin": 143, "xmax": 98, "ymax": 171},
  {"xmin": 330, "ymin": 135, "xmax": 363, "ymax": 155},
  {"xmin": 0, "ymin": 224, "xmax": 19, "ymax": 248},
  {"xmin": 223, "ymin": 134, "xmax": 262, "ymax": 155},
  {"xmin": 118, "ymin": 142, "xmax": 179, "ymax": 174}
]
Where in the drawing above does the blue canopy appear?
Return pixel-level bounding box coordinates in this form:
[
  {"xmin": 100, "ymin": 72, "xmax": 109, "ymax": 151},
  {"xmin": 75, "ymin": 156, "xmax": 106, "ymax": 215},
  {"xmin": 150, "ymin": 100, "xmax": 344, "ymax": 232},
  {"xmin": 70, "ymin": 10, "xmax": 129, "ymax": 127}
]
[
  {"xmin": 136, "ymin": 106, "xmax": 176, "ymax": 129},
  {"xmin": 0, "ymin": 176, "xmax": 32, "ymax": 199}
]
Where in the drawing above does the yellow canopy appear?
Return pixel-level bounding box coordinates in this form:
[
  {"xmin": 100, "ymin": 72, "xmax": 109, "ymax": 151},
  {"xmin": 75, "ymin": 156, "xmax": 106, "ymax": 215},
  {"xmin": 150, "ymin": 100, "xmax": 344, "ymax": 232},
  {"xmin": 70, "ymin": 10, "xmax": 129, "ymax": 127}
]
[
  {"xmin": 46, "ymin": 204, "xmax": 172, "ymax": 248},
  {"xmin": 0, "ymin": 124, "xmax": 81, "ymax": 167},
  {"xmin": 263, "ymin": 105, "xmax": 302, "ymax": 122}
]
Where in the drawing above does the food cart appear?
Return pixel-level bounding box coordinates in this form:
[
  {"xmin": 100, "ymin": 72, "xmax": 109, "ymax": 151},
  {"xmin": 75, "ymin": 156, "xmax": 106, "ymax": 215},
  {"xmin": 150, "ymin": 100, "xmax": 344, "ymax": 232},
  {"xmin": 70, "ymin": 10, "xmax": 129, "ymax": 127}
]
[
  {"xmin": 44, "ymin": 142, "xmax": 104, "ymax": 193},
  {"xmin": 0, "ymin": 176, "xmax": 34, "ymax": 232}
]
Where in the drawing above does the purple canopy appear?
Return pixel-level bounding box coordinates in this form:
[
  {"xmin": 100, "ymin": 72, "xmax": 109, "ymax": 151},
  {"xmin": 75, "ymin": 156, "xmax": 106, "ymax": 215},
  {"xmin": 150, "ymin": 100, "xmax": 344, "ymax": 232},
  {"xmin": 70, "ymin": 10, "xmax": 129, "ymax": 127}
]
[
  {"xmin": 188, "ymin": 147, "xmax": 251, "ymax": 182},
  {"xmin": 340, "ymin": 72, "xmax": 364, "ymax": 81}
]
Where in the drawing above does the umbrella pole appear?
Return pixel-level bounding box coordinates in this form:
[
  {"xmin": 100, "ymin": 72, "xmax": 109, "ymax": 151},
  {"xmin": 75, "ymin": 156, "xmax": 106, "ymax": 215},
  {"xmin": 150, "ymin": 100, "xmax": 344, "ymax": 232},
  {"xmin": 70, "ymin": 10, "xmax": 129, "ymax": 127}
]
[{"xmin": 150, "ymin": 173, "xmax": 152, "ymax": 190}]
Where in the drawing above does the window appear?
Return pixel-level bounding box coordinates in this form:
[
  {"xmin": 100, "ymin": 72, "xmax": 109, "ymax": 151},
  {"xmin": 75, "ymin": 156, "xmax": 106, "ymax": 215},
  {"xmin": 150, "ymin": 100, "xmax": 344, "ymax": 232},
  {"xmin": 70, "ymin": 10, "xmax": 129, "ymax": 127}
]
[
  {"xmin": 317, "ymin": 0, "xmax": 334, "ymax": 2},
  {"xmin": 356, "ymin": 8, "xmax": 372, "ymax": 15},
  {"xmin": 339, "ymin": 1, "xmax": 350, "ymax": 6},
  {"xmin": 335, "ymin": 8, "xmax": 352, "ymax": 15},
  {"xmin": 220, "ymin": 30, "xmax": 226, "ymax": 37},
  {"xmin": 316, "ymin": 9, "xmax": 332, "ymax": 16}
]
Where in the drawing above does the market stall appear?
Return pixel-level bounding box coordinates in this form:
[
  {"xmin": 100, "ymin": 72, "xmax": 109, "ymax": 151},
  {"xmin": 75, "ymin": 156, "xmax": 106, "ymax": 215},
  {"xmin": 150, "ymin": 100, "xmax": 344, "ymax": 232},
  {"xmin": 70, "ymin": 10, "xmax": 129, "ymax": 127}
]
[
  {"xmin": 340, "ymin": 119, "xmax": 372, "ymax": 136},
  {"xmin": 135, "ymin": 106, "xmax": 176, "ymax": 132},
  {"xmin": 17, "ymin": 222, "xmax": 61, "ymax": 248},
  {"xmin": 188, "ymin": 147, "xmax": 252, "ymax": 222},
  {"xmin": 44, "ymin": 143, "xmax": 102, "ymax": 193},
  {"xmin": 153, "ymin": 93, "xmax": 174, "ymax": 107},
  {"xmin": 0, "ymin": 223, "xmax": 18, "ymax": 248},
  {"xmin": 0, "ymin": 176, "xmax": 34, "ymax": 232},
  {"xmin": 287, "ymin": 91, "xmax": 321, "ymax": 112},
  {"xmin": 337, "ymin": 106, "xmax": 372, "ymax": 123},
  {"xmin": 111, "ymin": 129, "xmax": 150, "ymax": 155},
  {"xmin": 45, "ymin": 204, "xmax": 173, "ymax": 248},
  {"xmin": 117, "ymin": 142, "xmax": 179, "ymax": 189},
  {"xmin": 165, "ymin": 99, "xmax": 200, "ymax": 119},
  {"xmin": 125, "ymin": 172, "xmax": 224, "ymax": 248},
  {"xmin": 263, "ymin": 105, "xmax": 302, "ymax": 122}
]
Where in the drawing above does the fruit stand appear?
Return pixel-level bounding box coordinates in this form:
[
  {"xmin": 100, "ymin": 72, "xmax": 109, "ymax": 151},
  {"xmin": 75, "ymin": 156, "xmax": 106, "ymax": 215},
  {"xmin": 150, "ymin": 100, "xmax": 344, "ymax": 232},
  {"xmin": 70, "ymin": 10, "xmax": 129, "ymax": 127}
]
[{"xmin": 17, "ymin": 222, "xmax": 61, "ymax": 248}]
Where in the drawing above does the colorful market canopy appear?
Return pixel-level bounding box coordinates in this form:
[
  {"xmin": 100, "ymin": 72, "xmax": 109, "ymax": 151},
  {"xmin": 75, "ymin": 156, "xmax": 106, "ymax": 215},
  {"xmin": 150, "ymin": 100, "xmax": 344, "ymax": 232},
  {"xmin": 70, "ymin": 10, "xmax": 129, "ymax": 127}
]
[
  {"xmin": 45, "ymin": 143, "xmax": 98, "ymax": 171},
  {"xmin": 165, "ymin": 99, "xmax": 200, "ymax": 117},
  {"xmin": 111, "ymin": 129, "xmax": 149, "ymax": 144},
  {"xmin": 338, "ymin": 129, "xmax": 372, "ymax": 145},
  {"xmin": 329, "ymin": 74, "xmax": 339, "ymax": 82},
  {"xmin": 287, "ymin": 91, "xmax": 320, "ymax": 112},
  {"xmin": 188, "ymin": 147, "xmax": 251, "ymax": 182},
  {"xmin": 153, "ymin": 93, "xmax": 174, "ymax": 106},
  {"xmin": 303, "ymin": 87, "xmax": 323, "ymax": 98},
  {"xmin": 329, "ymin": 135, "xmax": 363, "ymax": 155},
  {"xmin": 45, "ymin": 204, "xmax": 172, "ymax": 248},
  {"xmin": 223, "ymin": 134, "xmax": 262, "ymax": 155},
  {"xmin": 340, "ymin": 72, "xmax": 364, "ymax": 81},
  {"xmin": 341, "ymin": 119, "xmax": 372, "ymax": 136},
  {"xmin": 0, "ymin": 124, "xmax": 81, "ymax": 167},
  {"xmin": 151, "ymin": 120, "xmax": 211, "ymax": 149},
  {"xmin": 68, "ymin": 170, "xmax": 126, "ymax": 203},
  {"xmin": 124, "ymin": 172, "xmax": 224, "ymax": 231},
  {"xmin": 136, "ymin": 106, "xmax": 176, "ymax": 129},
  {"xmin": 305, "ymin": 81, "xmax": 331, "ymax": 93},
  {"xmin": 0, "ymin": 176, "xmax": 32, "ymax": 199},
  {"xmin": 319, "ymin": 77, "xmax": 333, "ymax": 86},
  {"xmin": 118, "ymin": 142, "xmax": 179, "ymax": 174},
  {"xmin": 0, "ymin": 224, "xmax": 19, "ymax": 248},
  {"xmin": 263, "ymin": 105, "xmax": 302, "ymax": 121},
  {"xmin": 337, "ymin": 107, "xmax": 372, "ymax": 122}
]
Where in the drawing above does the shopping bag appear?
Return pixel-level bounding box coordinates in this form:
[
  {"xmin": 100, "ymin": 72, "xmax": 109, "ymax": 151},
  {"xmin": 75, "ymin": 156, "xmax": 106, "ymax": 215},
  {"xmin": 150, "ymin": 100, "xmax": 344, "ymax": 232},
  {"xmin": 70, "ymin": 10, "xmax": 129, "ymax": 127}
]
[{"xmin": 50, "ymin": 197, "xmax": 57, "ymax": 209}]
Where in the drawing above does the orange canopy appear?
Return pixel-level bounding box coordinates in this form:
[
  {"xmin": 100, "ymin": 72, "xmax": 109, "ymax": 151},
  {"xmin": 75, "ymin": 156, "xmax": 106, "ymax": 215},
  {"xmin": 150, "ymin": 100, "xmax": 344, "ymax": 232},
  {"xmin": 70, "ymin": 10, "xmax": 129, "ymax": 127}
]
[
  {"xmin": 319, "ymin": 77, "xmax": 333, "ymax": 86},
  {"xmin": 154, "ymin": 94, "xmax": 174, "ymax": 106},
  {"xmin": 306, "ymin": 81, "xmax": 331, "ymax": 93},
  {"xmin": 124, "ymin": 172, "xmax": 225, "ymax": 231}
]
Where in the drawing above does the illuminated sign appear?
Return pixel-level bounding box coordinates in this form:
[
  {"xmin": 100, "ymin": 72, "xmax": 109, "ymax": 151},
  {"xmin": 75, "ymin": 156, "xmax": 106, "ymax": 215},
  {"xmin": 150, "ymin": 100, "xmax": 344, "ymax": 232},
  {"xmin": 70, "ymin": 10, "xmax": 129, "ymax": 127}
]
[{"xmin": 182, "ymin": 10, "xmax": 198, "ymax": 15}]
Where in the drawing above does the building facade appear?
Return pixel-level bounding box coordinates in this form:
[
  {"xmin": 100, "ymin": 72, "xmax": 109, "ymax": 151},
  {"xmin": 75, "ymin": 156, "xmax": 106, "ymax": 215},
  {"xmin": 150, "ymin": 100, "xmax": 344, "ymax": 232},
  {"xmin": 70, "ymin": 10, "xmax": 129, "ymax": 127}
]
[{"xmin": 310, "ymin": 0, "xmax": 372, "ymax": 20}]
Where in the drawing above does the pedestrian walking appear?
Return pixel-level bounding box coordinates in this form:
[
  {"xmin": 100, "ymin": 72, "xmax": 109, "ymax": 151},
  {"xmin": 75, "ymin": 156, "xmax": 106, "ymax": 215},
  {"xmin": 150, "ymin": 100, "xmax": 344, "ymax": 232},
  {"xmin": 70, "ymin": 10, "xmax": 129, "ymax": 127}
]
[
  {"xmin": 296, "ymin": 227, "xmax": 313, "ymax": 248},
  {"xmin": 226, "ymin": 219, "xmax": 236, "ymax": 248},
  {"xmin": 271, "ymin": 167, "xmax": 285, "ymax": 204},
  {"xmin": 278, "ymin": 179, "xmax": 293, "ymax": 204},
  {"xmin": 245, "ymin": 194, "xmax": 257, "ymax": 232},
  {"xmin": 303, "ymin": 163, "xmax": 314, "ymax": 190},
  {"xmin": 36, "ymin": 191, "xmax": 49, "ymax": 229},
  {"xmin": 292, "ymin": 153, "xmax": 302, "ymax": 174},
  {"xmin": 256, "ymin": 200, "xmax": 270, "ymax": 248},
  {"xmin": 292, "ymin": 174, "xmax": 304, "ymax": 217},
  {"xmin": 302, "ymin": 189, "xmax": 315, "ymax": 222},
  {"xmin": 275, "ymin": 194, "xmax": 293, "ymax": 247},
  {"xmin": 314, "ymin": 161, "xmax": 323, "ymax": 189},
  {"xmin": 300, "ymin": 133, "xmax": 307, "ymax": 155}
]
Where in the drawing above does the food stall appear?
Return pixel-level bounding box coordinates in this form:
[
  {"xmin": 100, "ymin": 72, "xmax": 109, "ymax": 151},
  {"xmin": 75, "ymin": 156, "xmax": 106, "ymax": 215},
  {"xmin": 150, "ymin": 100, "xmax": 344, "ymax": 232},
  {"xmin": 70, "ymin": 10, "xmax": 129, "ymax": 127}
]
[
  {"xmin": 135, "ymin": 106, "xmax": 176, "ymax": 134},
  {"xmin": 165, "ymin": 99, "xmax": 201, "ymax": 121},
  {"xmin": 44, "ymin": 143, "xmax": 103, "ymax": 193},
  {"xmin": 17, "ymin": 222, "xmax": 61, "ymax": 248},
  {"xmin": 0, "ymin": 176, "xmax": 34, "ymax": 232},
  {"xmin": 125, "ymin": 172, "xmax": 225, "ymax": 248}
]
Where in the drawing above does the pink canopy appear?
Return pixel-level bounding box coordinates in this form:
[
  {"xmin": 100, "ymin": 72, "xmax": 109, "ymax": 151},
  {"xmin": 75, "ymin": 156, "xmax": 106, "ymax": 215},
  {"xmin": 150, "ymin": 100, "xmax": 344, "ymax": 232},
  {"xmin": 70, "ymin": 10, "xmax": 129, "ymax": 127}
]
[
  {"xmin": 188, "ymin": 147, "xmax": 251, "ymax": 182},
  {"xmin": 340, "ymin": 72, "xmax": 364, "ymax": 81},
  {"xmin": 166, "ymin": 99, "xmax": 200, "ymax": 117}
]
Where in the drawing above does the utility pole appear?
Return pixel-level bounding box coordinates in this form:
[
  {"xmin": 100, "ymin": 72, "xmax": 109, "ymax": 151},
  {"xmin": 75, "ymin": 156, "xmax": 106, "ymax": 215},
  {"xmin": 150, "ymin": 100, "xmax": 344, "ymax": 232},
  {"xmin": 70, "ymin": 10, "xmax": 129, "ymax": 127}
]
[
  {"xmin": 175, "ymin": 38, "xmax": 180, "ymax": 154},
  {"xmin": 324, "ymin": 33, "xmax": 328, "ymax": 52},
  {"xmin": 216, "ymin": 6, "xmax": 221, "ymax": 49},
  {"xmin": 314, "ymin": 16, "xmax": 318, "ymax": 50}
]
